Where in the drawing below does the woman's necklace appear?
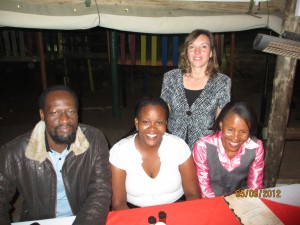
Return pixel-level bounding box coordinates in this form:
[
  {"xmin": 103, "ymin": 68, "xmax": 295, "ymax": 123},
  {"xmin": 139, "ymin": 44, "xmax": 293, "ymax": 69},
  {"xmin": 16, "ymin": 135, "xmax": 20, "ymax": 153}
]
[
  {"xmin": 192, "ymin": 75, "xmax": 207, "ymax": 80},
  {"xmin": 186, "ymin": 73, "xmax": 207, "ymax": 80}
]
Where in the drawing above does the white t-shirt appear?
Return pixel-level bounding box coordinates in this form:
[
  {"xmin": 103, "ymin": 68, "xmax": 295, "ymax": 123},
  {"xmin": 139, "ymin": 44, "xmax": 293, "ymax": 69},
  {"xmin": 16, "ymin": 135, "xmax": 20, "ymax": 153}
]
[{"xmin": 109, "ymin": 133, "xmax": 191, "ymax": 207}]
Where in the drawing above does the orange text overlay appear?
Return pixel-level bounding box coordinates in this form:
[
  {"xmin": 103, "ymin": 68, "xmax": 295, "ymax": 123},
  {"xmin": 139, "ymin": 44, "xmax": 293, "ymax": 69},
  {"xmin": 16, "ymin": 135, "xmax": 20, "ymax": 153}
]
[{"xmin": 235, "ymin": 189, "xmax": 281, "ymax": 198}]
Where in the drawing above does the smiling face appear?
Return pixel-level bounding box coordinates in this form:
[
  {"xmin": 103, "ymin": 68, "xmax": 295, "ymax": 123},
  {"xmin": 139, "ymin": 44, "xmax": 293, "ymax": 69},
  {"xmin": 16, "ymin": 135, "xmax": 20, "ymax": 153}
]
[
  {"xmin": 134, "ymin": 104, "xmax": 167, "ymax": 150},
  {"xmin": 220, "ymin": 113, "xmax": 250, "ymax": 158},
  {"xmin": 187, "ymin": 34, "xmax": 212, "ymax": 70},
  {"xmin": 39, "ymin": 90, "xmax": 78, "ymax": 152}
]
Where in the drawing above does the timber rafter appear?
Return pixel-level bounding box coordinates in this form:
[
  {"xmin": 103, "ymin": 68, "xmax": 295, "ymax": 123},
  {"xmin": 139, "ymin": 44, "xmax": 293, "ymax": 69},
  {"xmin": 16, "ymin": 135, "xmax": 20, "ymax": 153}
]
[{"xmin": 12, "ymin": 0, "xmax": 285, "ymax": 17}]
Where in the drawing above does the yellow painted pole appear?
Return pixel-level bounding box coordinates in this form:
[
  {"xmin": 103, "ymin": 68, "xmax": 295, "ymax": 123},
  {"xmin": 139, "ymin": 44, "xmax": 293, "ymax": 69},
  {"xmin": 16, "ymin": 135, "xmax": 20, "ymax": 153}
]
[
  {"xmin": 141, "ymin": 34, "xmax": 146, "ymax": 65},
  {"xmin": 151, "ymin": 35, "xmax": 157, "ymax": 66},
  {"xmin": 87, "ymin": 59, "xmax": 94, "ymax": 91},
  {"xmin": 58, "ymin": 32, "xmax": 63, "ymax": 59}
]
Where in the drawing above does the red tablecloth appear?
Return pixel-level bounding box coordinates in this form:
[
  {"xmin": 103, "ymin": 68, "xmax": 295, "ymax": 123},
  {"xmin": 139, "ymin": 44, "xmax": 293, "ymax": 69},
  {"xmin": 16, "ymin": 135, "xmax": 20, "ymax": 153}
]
[
  {"xmin": 261, "ymin": 198, "xmax": 300, "ymax": 225},
  {"xmin": 107, "ymin": 197, "xmax": 240, "ymax": 225}
]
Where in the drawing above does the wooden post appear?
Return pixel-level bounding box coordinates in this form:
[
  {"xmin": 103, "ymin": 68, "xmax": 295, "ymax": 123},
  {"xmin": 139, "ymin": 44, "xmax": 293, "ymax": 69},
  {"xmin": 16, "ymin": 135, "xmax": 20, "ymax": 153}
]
[
  {"xmin": 264, "ymin": 0, "xmax": 300, "ymax": 187},
  {"xmin": 37, "ymin": 31, "xmax": 47, "ymax": 90},
  {"xmin": 229, "ymin": 32, "xmax": 235, "ymax": 80},
  {"xmin": 214, "ymin": 33, "xmax": 222, "ymax": 67}
]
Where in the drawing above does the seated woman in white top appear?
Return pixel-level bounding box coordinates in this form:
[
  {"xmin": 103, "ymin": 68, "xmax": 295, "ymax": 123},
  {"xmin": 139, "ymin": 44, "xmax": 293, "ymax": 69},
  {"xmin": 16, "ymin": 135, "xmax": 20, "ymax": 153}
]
[{"xmin": 110, "ymin": 96, "xmax": 201, "ymax": 210}]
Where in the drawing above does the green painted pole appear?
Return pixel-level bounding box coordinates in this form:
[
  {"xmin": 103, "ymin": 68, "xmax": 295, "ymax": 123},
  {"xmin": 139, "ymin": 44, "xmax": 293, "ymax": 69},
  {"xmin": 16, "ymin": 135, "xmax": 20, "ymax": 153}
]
[{"xmin": 110, "ymin": 30, "xmax": 121, "ymax": 118}]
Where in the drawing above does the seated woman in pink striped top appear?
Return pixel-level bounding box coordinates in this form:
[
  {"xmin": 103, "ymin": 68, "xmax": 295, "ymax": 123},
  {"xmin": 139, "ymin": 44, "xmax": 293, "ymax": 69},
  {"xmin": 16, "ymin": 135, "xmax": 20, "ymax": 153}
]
[{"xmin": 192, "ymin": 101, "xmax": 264, "ymax": 198}]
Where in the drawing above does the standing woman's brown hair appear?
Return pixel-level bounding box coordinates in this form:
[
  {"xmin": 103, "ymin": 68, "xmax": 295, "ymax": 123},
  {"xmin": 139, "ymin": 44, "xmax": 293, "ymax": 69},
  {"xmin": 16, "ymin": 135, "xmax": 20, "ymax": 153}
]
[{"xmin": 179, "ymin": 29, "xmax": 219, "ymax": 78}]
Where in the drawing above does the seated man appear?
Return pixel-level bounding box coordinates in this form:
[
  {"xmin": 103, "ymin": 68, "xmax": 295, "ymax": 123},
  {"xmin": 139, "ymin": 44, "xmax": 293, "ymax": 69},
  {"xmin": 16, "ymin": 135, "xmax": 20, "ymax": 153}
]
[{"xmin": 0, "ymin": 85, "xmax": 111, "ymax": 225}]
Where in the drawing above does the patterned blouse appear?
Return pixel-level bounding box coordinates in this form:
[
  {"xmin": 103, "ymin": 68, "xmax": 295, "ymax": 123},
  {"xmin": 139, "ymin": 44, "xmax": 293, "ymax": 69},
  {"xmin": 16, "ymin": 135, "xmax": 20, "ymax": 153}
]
[{"xmin": 161, "ymin": 69, "xmax": 231, "ymax": 149}]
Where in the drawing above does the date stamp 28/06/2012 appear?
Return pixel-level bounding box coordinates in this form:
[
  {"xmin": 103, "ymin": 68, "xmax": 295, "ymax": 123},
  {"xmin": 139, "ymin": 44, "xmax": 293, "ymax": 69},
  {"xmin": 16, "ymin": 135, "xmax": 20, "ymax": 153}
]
[{"xmin": 235, "ymin": 189, "xmax": 281, "ymax": 198}]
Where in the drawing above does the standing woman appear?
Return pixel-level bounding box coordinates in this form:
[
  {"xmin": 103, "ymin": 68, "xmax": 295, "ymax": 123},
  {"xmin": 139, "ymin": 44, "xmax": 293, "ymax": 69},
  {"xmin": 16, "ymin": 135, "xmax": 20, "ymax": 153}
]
[
  {"xmin": 109, "ymin": 96, "xmax": 200, "ymax": 210},
  {"xmin": 161, "ymin": 29, "xmax": 231, "ymax": 149}
]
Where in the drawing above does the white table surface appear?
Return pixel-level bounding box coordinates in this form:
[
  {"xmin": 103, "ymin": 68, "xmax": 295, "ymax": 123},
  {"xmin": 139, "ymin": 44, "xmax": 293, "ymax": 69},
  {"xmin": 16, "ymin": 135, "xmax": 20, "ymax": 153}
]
[
  {"xmin": 12, "ymin": 216, "xmax": 75, "ymax": 225},
  {"xmin": 261, "ymin": 184, "xmax": 300, "ymax": 207}
]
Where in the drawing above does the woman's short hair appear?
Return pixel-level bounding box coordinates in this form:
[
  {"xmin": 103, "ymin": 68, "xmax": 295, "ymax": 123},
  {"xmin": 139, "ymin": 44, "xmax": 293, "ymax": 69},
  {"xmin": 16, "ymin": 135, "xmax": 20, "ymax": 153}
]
[
  {"xmin": 178, "ymin": 29, "xmax": 219, "ymax": 77},
  {"xmin": 120, "ymin": 96, "xmax": 170, "ymax": 140},
  {"xmin": 212, "ymin": 101, "xmax": 258, "ymax": 136},
  {"xmin": 134, "ymin": 96, "xmax": 169, "ymax": 120}
]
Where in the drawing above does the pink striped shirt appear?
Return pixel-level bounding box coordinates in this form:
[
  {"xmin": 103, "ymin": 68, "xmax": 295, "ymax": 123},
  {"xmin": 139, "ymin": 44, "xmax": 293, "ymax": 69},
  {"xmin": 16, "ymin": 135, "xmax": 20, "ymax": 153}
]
[{"xmin": 192, "ymin": 131, "xmax": 264, "ymax": 198}]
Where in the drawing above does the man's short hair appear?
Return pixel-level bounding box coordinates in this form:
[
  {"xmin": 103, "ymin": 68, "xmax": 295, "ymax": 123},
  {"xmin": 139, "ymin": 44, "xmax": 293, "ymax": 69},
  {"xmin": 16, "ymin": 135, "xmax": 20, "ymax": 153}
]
[{"xmin": 39, "ymin": 85, "xmax": 79, "ymax": 110}]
